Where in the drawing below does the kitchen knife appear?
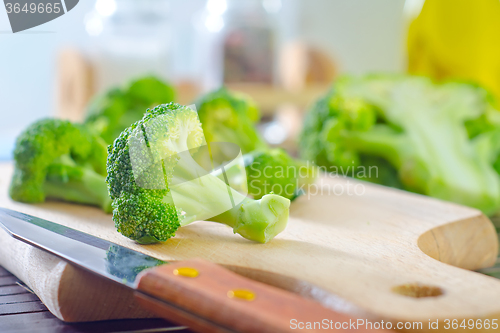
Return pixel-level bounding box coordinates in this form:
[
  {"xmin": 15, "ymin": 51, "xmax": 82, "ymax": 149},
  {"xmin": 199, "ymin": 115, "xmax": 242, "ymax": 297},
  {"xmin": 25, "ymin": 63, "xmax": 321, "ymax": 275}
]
[{"xmin": 0, "ymin": 208, "xmax": 376, "ymax": 333}]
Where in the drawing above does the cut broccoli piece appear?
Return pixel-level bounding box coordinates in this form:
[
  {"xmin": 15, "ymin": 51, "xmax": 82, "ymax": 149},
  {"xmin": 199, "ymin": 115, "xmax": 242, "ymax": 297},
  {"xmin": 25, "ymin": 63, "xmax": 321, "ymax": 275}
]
[
  {"xmin": 107, "ymin": 103, "xmax": 290, "ymax": 244},
  {"xmin": 85, "ymin": 76, "xmax": 175, "ymax": 144},
  {"xmin": 197, "ymin": 87, "xmax": 317, "ymax": 199},
  {"xmin": 9, "ymin": 119, "xmax": 112, "ymax": 212},
  {"xmin": 300, "ymin": 74, "xmax": 500, "ymax": 215}
]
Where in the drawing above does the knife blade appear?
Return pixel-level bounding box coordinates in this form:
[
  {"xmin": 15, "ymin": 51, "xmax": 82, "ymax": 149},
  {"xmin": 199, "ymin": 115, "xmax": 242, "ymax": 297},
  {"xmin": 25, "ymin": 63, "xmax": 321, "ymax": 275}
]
[{"xmin": 0, "ymin": 208, "xmax": 376, "ymax": 333}]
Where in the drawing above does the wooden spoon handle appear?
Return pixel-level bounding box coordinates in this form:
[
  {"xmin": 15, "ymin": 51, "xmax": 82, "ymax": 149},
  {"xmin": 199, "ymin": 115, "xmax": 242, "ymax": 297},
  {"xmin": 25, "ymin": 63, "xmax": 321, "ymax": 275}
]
[{"xmin": 135, "ymin": 258, "xmax": 377, "ymax": 333}]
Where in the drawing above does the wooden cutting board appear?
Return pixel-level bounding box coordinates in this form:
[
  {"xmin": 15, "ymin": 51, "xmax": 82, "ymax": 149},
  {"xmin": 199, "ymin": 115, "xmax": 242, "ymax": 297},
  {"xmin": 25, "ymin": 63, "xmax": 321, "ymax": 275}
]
[{"xmin": 1, "ymin": 162, "xmax": 499, "ymax": 331}]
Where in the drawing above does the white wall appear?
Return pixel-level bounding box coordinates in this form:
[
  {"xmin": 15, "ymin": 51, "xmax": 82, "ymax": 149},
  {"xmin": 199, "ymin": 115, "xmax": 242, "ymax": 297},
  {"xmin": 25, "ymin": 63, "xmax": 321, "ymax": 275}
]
[
  {"xmin": 299, "ymin": 0, "xmax": 406, "ymax": 74},
  {"xmin": 0, "ymin": 1, "xmax": 95, "ymax": 160}
]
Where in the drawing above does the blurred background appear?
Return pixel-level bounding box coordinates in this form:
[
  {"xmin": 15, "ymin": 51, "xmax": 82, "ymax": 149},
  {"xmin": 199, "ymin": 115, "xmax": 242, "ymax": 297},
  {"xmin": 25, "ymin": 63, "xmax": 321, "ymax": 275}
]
[
  {"xmin": 0, "ymin": 0, "xmax": 407, "ymax": 160},
  {"xmin": 3, "ymin": 0, "xmax": 500, "ymax": 160}
]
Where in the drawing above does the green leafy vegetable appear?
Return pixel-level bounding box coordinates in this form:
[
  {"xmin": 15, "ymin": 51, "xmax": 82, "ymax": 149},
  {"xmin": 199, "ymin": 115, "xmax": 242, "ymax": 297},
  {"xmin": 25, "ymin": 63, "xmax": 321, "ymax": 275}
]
[
  {"xmin": 300, "ymin": 74, "xmax": 500, "ymax": 215},
  {"xmin": 85, "ymin": 76, "xmax": 175, "ymax": 144},
  {"xmin": 9, "ymin": 118, "xmax": 112, "ymax": 212}
]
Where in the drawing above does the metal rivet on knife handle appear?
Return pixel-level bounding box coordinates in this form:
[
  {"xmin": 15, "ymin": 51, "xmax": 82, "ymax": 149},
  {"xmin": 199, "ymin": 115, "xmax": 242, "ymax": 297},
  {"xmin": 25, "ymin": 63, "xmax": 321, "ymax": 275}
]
[
  {"xmin": 173, "ymin": 267, "xmax": 199, "ymax": 278},
  {"xmin": 227, "ymin": 289, "xmax": 256, "ymax": 301}
]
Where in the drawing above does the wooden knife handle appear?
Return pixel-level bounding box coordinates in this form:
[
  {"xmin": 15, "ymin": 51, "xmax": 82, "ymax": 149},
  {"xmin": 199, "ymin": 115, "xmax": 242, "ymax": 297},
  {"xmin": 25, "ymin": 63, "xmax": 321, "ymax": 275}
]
[{"xmin": 135, "ymin": 258, "xmax": 377, "ymax": 333}]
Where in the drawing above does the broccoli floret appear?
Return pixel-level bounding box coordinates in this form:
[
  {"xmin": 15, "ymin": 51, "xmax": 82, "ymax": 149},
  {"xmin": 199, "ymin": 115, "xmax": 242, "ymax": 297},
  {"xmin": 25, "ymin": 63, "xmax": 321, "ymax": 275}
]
[
  {"xmin": 300, "ymin": 74, "xmax": 500, "ymax": 215},
  {"xmin": 107, "ymin": 103, "xmax": 290, "ymax": 244},
  {"xmin": 245, "ymin": 149, "xmax": 298, "ymax": 200},
  {"xmin": 197, "ymin": 87, "xmax": 317, "ymax": 199},
  {"xmin": 9, "ymin": 119, "xmax": 112, "ymax": 212},
  {"xmin": 85, "ymin": 76, "xmax": 175, "ymax": 144},
  {"xmin": 245, "ymin": 149, "xmax": 317, "ymax": 200},
  {"xmin": 196, "ymin": 87, "xmax": 267, "ymax": 154},
  {"xmin": 299, "ymin": 92, "xmax": 337, "ymax": 168}
]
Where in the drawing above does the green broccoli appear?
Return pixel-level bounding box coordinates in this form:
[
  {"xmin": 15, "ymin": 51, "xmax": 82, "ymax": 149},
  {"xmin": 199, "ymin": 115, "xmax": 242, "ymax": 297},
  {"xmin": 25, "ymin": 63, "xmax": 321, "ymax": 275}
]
[
  {"xmin": 85, "ymin": 76, "xmax": 175, "ymax": 144},
  {"xmin": 197, "ymin": 87, "xmax": 316, "ymax": 200},
  {"xmin": 245, "ymin": 149, "xmax": 317, "ymax": 200},
  {"xmin": 9, "ymin": 119, "xmax": 112, "ymax": 212},
  {"xmin": 196, "ymin": 87, "xmax": 267, "ymax": 154},
  {"xmin": 300, "ymin": 74, "xmax": 500, "ymax": 215},
  {"xmin": 299, "ymin": 87, "xmax": 403, "ymax": 189},
  {"xmin": 106, "ymin": 102, "xmax": 291, "ymax": 244}
]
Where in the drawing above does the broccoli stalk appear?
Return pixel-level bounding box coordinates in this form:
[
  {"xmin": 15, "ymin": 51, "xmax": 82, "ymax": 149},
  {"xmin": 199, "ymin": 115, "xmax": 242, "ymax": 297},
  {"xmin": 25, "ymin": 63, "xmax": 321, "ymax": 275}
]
[
  {"xmin": 209, "ymin": 195, "xmax": 290, "ymax": 243},
  {"xmin": 9, "ymin": 119, "xmax": 112, "ymax": 212},
  {"xmin": 169, "ymin": 152, "xmax": 290, "ymax": 243},
  {"xmin": 43, "ymin": 155, "xmax": 112, "ymax": 210},
  {"xmin": 300, "ymin": 75, "xmax": 500, "ymax": 215},
  {"xmin": 107, "ymin": 103, "xmax": 290, "ymax": 244}
]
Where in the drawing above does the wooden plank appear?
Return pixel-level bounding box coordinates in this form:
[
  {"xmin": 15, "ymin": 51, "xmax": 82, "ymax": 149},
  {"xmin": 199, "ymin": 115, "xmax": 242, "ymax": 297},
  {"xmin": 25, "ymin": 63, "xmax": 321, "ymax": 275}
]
[
  {"xmin": 0, "ymin": 267, "xmax": 10, "ymax": 277},
  {"xmin": 0, "ymin": 293, "xmax": 39, "ymax": 305},
  {"xmin": 0, "ymin": 267, "xmax": 188, "ymax": 333},
  {"xmin": 67, "ymin": 318, "xmax": 188, "ymax": 333},
  {"xmin": 0, "ymin": 285, "xmax": 28, "ymax": 297},
  {"xmin": 0, "ymin": 276, "xmax": 19, "ymax": 287},
  {"xmin": 0, "ymin": 311, "xmax": 62, "ymax": 331},
  {"xmin": 0, "ymin": 300, "xmax": 47, "ymax": 315},
  {"xmin": 0, "ymin": 312, "xmax": 187, "ymax": 333}
]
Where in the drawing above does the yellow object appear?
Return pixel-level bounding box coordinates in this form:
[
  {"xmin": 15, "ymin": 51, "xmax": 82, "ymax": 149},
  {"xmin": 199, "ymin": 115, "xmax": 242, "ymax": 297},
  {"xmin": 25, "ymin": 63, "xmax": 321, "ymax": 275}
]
[
  {"xmin": 227, "ymin": 289, "xmax": 256, "ymax": 301},
  {"xmin": 407, "ymin": 0, "xmax": 500, "ymax": 101},
  {"xmin": 173, "ymin": 267, "xmax": 199, "ymax": 278}
]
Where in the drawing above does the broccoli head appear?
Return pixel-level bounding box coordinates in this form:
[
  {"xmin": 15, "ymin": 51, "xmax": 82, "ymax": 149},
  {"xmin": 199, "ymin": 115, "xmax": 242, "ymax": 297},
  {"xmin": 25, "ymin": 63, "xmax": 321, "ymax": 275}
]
[
  {"xmin": 85, "ymin": 76, "xmax": 175, "ymax": 144},
  {"xmin": 106, "ymin": 103, "xmax": 290, "ymax": 244},
  {"xmin": 300, "ymin": 74, "xmax": 500, "ymax": 215},
  {"xmin": 9, "ymin": 119, "xmax": 112, "ymax": 212}
]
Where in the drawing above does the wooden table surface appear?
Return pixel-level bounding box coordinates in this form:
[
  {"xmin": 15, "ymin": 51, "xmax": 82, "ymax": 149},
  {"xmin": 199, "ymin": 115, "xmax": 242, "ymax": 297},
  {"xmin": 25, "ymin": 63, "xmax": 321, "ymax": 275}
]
[{"xmin": 0, "ymin": 265, "xmax": 190, "ymax": 333}]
